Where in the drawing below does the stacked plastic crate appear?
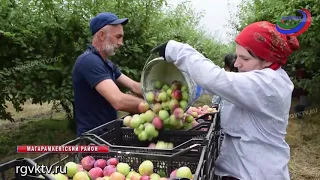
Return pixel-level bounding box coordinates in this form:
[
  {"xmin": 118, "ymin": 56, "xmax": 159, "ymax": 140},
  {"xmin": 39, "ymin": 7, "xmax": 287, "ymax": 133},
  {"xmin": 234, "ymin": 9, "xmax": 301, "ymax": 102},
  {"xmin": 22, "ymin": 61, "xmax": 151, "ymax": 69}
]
[{"xmin": 0, "ymin": 105, "xmax": 222, "ymax": 180}]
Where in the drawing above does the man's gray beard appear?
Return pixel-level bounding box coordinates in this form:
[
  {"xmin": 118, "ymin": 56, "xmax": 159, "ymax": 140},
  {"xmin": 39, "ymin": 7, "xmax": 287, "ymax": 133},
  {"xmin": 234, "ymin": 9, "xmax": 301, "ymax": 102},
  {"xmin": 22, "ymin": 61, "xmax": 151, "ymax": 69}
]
[{"xmin": 104, "ymin": 45, "xmax": 116, "ymax": 56}]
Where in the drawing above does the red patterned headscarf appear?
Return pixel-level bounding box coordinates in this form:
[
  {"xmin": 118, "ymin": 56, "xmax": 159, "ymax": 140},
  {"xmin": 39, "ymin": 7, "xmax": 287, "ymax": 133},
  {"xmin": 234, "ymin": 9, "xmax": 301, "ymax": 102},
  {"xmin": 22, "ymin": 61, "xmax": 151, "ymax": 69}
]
[{"xmin": 235, "ymin": 21, "xmax": 300, "ymax": 70}]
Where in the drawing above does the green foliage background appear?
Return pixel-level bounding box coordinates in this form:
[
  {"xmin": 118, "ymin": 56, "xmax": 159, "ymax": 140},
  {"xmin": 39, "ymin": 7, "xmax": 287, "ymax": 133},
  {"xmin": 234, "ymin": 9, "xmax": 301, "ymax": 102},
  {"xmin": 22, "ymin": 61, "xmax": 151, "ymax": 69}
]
[
  {"xmin": 2, "ymin": 0, "xmax": 318, "ymax": 125},
  {"xmin": 0, "ymin": 0, "xmax": 232, "ymax": 123}
]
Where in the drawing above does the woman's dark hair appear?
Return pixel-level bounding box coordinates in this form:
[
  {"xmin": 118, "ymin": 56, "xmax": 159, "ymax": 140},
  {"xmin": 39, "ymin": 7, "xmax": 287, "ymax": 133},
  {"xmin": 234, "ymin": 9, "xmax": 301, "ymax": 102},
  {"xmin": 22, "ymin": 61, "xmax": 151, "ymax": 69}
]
[
  {"xmin": 247, "ymin": 49, "xmax": 264, "ymax": 62},
  {"xmin": 224, "ymin": 53, "xmax": 238, "ymax": 72}
]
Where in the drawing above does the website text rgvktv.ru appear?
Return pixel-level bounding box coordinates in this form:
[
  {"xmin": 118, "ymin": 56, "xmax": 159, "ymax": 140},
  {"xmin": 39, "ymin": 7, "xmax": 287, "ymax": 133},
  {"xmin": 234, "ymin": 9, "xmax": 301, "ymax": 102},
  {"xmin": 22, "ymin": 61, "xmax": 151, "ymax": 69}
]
[
  {"xmin": 15, "ymin": 145, "xmax": 109, "ymax": 176},
  {"xmin": 16, "ymin": 163, "xmax": 67, "ymax": 176}
]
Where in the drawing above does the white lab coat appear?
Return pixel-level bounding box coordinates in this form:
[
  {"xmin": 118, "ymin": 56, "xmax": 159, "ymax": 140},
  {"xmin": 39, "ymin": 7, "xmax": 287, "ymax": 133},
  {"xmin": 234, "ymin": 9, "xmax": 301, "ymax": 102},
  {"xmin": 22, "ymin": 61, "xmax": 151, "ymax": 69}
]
[{"xmin": 164, "ymin": 40, "xmax": 293, "ymax": 180}]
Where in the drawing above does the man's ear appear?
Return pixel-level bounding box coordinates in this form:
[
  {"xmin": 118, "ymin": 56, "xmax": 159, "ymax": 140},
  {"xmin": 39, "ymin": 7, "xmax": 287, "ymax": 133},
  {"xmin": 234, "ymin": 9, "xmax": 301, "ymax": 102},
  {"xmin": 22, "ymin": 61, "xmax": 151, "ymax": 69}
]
[{"xmin": 97, "ymin": 30, "xmax": 106, "ymax": 41}]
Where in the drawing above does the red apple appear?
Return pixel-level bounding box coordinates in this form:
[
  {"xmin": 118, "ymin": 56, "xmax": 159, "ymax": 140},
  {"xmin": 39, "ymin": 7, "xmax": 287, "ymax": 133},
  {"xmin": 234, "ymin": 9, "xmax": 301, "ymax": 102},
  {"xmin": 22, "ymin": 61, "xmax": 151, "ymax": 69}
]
[
  {"xmin": 94, "ymin": 159, "xmax": 107, "ymax": 169},
  {"xmin": 81, "ymin": 156, "xmax": 95, "ymax": 171},
  {"xmin": 171, "ymin": 90, "xmax": 182, "ymax": 100},
  {"xmin": 103, "ymin": 165, "xmax": 116, "ymax": 176},
  {"xmin": 170, "ymin": 170, "xmax": 177, "ymax": 179},
  {"xmin": 140, "ymin": 175, "xmax": 151, "ymax": 180},
  {"xmin": 148, "ymin": 143, "xmax": 156, "ymax": 148},
  {"xmin": 173, "ymin": 108, "xmax": 184, "ymax": 119},
  {"xmin": 107, "ymin": 158, "xmax": 119, "ymax": 166},
  {"xmin": 152, "ymin": 116, "xmax": 163, "ymax": 130},
  {"xmin": 88, "ymin": 167, "xmax": 103, "ymax": 179}
]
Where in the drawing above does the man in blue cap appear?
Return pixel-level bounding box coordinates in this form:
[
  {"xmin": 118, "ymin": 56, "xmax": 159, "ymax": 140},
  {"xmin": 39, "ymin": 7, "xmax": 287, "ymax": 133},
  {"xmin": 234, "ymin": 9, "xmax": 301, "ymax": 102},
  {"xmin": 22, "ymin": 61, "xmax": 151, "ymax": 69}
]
[{"xmin": 72, "ymin": 12, "xmax": 144, "ymax": 136}]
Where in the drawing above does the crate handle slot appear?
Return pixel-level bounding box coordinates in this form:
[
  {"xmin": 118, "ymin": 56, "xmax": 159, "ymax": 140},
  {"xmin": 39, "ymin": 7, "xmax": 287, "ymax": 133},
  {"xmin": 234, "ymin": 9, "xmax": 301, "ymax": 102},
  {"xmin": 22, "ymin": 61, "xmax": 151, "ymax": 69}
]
[
  {"xmin": 173, "ymin": 139, "xmax": 208, "ymax": 149},
  {"xmin": 84, "ymin": 133, "xmax": 208, "ymax": 153},
  {"xmin": 171, "ymin": 143, "xmax": 202, "ymax": 157},
  {"xmin": 112, "ymin": 143, "xmax": 202, "ymax": 158}
]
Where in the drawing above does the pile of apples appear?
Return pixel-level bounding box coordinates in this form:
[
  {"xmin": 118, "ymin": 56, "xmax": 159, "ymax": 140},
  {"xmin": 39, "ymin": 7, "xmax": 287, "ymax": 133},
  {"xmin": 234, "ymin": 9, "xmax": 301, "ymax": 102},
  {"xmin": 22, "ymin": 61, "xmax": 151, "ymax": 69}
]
[
  {"xmin": 186, "ymin": 105, "xmax": 217, "ymax": 120},
  {"xmin": 148, "ymin": 141, "xmax": 174, "ymax": 149},
  {"xmin": 41, "ymin": 156, "xmax": 194, "ymax": 180},
  {"xmin": 145, "ymin": 80, "xmax": 190, "ymax": 111},
  {"xmin": 123, "ymin": 80, "xmax": 202, "ymax": 141}
]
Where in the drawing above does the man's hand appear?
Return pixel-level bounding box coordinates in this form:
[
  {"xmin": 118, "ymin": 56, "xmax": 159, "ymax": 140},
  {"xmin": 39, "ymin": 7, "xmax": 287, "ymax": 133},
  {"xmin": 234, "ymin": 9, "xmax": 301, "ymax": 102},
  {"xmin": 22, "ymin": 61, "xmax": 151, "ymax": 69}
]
[
  {"xmin": 131, "ymin": 82, "xmax": 143, "ymax": 97},
  {"xmin": 116, "ymin": 74, "xmax": 143, "ymax": 97}
]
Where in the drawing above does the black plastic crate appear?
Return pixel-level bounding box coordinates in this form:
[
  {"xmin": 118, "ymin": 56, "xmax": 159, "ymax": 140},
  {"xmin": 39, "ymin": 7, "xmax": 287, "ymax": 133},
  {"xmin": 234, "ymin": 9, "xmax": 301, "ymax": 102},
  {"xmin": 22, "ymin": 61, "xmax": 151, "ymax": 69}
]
[
  {"xmin": 0, "ymin": 137, "xmax": 213, "ymax": 180},
  {"xmin": 120, "ymin": 122, "xmax": 215, "ymax": 146},
  {"xmin": 82, "ymin": 105, "xmax": 220, "ymax": 148},
  {"xmin": 81, "ymin": 107, "xmax": 222, "ymax": 171},
  {"xmin": 82, "ymin": 120, "xmax": 221, "ymax": 180},
  {"xmin": 191, "ymin": 105, "xmax": 221, "ymax": 180},
  {"xmin": 82, "ymin": 119, "xmax": 213, "ymax": 151}
]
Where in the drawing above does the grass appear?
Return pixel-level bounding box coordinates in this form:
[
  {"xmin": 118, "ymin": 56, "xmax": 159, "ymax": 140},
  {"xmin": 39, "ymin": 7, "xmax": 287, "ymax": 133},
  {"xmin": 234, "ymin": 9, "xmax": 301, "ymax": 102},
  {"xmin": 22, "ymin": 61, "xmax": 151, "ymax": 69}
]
[
  {"xmin": 0, "ymin": 100, "xmax": 71, "ymax": 164},
  {"xmin": 0, "ymin": 119, "xmax": 76, "ymax": 164},
  {"xmin": 0, "ymin": 100, "xmax": 66, "ymax": 133},
  {"xmin": 0, "ymin": 95, "xmax": 319, "ymax": 180},
  {"xmin": 0, "ymin": 100, "xmax": 63, "ymax": 121},
  {"xmin": 286, "ymin": 103, "xmax": 320, "ymax": 180}
]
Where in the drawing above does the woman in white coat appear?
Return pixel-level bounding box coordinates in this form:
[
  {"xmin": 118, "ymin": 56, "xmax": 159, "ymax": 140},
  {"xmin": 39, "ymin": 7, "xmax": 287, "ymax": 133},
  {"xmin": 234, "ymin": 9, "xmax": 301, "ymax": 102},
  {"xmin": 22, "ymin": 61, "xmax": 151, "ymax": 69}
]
[{"xmin": 152, "ymin": 21, "xmax": 300, "ymax": 180}]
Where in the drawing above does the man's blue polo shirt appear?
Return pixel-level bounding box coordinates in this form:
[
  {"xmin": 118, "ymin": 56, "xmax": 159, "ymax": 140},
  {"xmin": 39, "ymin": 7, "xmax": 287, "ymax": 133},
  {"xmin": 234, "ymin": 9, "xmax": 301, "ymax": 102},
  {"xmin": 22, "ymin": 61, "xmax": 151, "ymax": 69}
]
[{"xmin": 72, "ymin": 45, "xmax": 122, "ymax": 137}]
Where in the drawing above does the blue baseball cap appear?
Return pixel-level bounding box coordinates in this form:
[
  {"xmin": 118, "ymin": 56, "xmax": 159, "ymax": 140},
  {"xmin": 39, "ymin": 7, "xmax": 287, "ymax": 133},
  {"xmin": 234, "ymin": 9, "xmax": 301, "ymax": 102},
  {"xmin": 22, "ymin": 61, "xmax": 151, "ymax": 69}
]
[{"xmin": 89, "ymin": 12, "xmax": 129, "ymax": 35}]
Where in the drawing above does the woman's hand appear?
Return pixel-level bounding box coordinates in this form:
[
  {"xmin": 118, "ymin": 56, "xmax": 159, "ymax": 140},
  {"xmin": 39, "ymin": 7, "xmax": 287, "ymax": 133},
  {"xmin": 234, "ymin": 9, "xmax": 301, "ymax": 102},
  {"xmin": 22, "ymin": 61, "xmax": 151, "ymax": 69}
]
[{"xmin": 151, "ymin": 41, "xmax": 169, "ymax": 60}]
